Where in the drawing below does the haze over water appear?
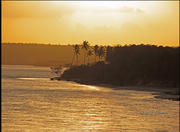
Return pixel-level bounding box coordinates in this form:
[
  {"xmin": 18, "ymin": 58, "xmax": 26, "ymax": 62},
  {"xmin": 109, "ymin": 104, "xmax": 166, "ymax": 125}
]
[{"xmin": 1, "ymin": 65, "xmax": 179, "ymax": 132}]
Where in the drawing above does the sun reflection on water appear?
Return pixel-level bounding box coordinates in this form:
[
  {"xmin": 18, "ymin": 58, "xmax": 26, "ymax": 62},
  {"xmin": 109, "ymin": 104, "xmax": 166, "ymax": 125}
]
[
  {"xmin": 2, "ymin": 65, "xmax": 179, "ymax": 131},
  {"xmin": 80, "ymin": 85, "xmax": 100, "ymax": 91}
]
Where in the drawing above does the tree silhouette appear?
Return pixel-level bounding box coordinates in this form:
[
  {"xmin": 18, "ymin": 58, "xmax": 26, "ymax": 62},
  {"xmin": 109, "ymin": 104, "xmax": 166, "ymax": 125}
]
[
  {"xmin": 74, "ymin": 44, "xmax": 80, "ymax": 65},
  {"xmin": 62, "ymin": 44, "xmax": 179, "ymax": 88},
  {"xmin": 93, "ymin": 45, "xmax": 99, "ymax": 63},
  {"xmin": 87, "ymin": 49, "xmax": 93, "ymax": 64},
  {"xmin": 105, "ymin": 46, "xmax": 113, "ymax": 63},
  {"xmin": 97, "ymin": 46, "xmax": 105, "ymax": 61},
  {"xmin": 71, "ymin": 44, "xmax": 80, "ymax": 66},
  {"xmin": 82, "ymin": 40, "xmax": 89, "ymax": 65}
]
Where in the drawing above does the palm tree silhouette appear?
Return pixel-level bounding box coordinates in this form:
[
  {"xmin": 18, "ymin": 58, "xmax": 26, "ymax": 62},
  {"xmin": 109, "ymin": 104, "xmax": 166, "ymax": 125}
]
[
  {"xmin": 82, "ymin": 40, "xmax": 89, "ymax": 65},
  {"xmin": 93, "ymin": 45, "xmax": 99, "ymax": 63},
  {"xmin": 71, "ymin": 44, "xmax": 80, "ymax": 66},
  {"xmin": 87, "ymin": 49, "xmax": 93, "ymax": 64},
  {"xmin": 74, "ymin": 44, "xmax": 80, "ymax": 65},
  {"xmin": 106, "ymin": 46, "xmax": 113, "ymax": 63},
  {"xmin": 98, "ymin": 46, "xmax": 105, "ymax": 61}
]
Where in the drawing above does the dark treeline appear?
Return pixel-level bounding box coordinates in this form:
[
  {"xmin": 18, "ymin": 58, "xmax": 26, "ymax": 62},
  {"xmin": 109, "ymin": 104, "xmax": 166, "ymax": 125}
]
[{"xmin": 61, "ymin": 44, "xmax": 179, "ymax": 88}]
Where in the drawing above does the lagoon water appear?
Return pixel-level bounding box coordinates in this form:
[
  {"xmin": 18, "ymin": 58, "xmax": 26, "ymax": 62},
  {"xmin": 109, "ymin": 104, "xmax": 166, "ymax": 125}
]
[{"xmin": 1, "ymin": 65, "xmax": 179, "ymax": 132}]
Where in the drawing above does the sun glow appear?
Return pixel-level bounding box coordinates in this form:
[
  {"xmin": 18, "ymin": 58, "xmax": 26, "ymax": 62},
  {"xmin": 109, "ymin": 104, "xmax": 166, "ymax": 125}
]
[
  {"xmin": 2, "ymin": 1, "xmax": 179, "ymax": 46},
  {"xmin": 78, "ymin": 1, "xmax": 128, "ymax": 8}
]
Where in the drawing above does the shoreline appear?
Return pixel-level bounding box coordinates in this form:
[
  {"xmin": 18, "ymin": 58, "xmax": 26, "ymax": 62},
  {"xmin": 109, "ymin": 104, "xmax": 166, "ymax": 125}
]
[{"xmin": 51, "ymin": 77, "xmax": 179, "ymax": 101}]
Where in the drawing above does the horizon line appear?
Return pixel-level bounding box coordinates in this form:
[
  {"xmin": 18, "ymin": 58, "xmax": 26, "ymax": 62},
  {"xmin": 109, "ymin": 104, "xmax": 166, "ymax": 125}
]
[{"xmin": 2, "ymin": 42, "xmax": 179, "ymax": 48}]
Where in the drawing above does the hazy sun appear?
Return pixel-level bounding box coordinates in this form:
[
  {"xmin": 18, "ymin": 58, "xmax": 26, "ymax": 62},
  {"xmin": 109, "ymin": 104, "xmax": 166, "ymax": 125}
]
[{"xmin": 80, "ymin": 1, "xmax": 127, "ymax": 8}]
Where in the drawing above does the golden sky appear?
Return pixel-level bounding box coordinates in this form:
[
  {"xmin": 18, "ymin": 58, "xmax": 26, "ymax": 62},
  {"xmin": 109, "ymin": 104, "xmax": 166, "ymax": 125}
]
[{"xmin": 2, "ymin": 1, "xmax": 179, "ymax": 46}]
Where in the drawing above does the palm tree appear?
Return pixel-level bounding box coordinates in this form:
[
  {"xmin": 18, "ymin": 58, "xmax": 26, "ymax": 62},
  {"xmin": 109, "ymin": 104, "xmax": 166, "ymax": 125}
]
[
  {"xmin": 71, "ymin": 44, "xmax": 80, "ymax": 66},
  {"xmin": 87, "ymin": 49, "xmax": 93, "ymax": 64},
  {"xmin": 74, "ymin": 44, "xmax": 80, "ymax": 65},
  {"xmin": 106, "ymin": 46, "xmax": 113, "ymax": 63},
  {"xmin": 93, "ymin": 45, "xmax": 99, "ymax": 63},
  {"xmin": 82, "ymin": 40, "xmax": 89, "ymax": 65},
  {"xmin": 97, "ymin": 46, "xmax": 105, "ymax": 61}
]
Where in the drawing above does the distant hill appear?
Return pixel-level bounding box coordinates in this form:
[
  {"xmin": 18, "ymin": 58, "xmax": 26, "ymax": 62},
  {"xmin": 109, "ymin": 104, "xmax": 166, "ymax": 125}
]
[{"xmin": 2, "ymin": 43, "xmax": 94, "ymax": 66}]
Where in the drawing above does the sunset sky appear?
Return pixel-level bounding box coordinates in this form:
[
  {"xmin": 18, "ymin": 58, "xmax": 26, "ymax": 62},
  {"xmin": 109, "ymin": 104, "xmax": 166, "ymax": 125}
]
[{"xmin": 2, "ymin": 1, "xmax": 179, "ymax": 46}]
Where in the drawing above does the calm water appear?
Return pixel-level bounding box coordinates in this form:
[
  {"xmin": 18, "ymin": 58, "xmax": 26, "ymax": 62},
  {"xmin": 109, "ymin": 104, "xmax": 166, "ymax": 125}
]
[{"xmin": 1, "ymin": 65, "xmax": 179, "ymax": 132}]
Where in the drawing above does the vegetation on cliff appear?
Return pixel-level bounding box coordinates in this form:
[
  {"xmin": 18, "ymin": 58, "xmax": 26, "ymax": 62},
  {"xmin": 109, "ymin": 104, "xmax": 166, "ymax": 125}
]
[{"xmin": 61, "ymin": 43, "xmax": 179, "ymax": 88}]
